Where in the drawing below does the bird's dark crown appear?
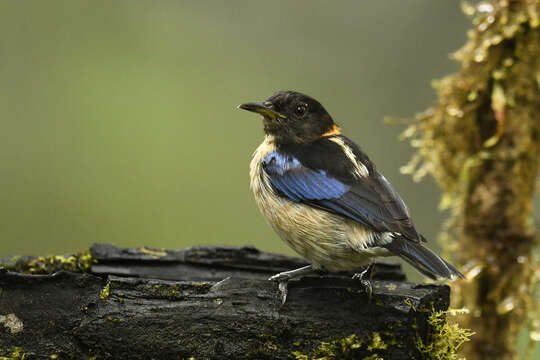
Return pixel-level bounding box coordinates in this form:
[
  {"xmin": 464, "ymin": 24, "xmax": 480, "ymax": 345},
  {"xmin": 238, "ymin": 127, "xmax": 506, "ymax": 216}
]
[{"xmin": 239, "ymin": 90, "xmax": 339, "ymax": 144}]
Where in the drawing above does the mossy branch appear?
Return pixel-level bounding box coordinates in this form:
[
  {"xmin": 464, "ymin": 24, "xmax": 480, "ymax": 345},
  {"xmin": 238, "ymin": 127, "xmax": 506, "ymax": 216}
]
[{"xmin": 403, "ymin": 1, "xmax": 540, "ymax": 359}]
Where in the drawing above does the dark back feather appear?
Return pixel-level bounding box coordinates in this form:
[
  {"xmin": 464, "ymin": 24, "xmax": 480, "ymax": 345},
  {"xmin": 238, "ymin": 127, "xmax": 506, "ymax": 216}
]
[{"xmin": 273, "ymin": 136, "xmax": 423, "ymax": 242}]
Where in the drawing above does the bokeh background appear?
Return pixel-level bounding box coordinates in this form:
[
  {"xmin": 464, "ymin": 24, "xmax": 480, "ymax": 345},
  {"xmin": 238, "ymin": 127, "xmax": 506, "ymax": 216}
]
[{"xmin": 0, "ymin": 0, "xmax": 470, "ymax": 261}]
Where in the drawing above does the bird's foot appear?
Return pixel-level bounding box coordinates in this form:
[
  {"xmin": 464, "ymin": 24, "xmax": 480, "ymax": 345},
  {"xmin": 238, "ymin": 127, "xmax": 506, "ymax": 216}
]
[
  {"xmin": 277, "ymin": 280, "xmax": 288, "ymax": 305},
  {"xmin": 269, "ymin": 272, "xmax": 294, "ymax": 306},
  {"xmin": 269, "ymin": 265, "xmax": 314, "ymax": 306},
  {"xmin": 268, "ymin": 271, "xmax": 293, "ymax": 282},
  {"xmin": 352, "ymin": 264, "xmax": 373, "ymax": 298}
]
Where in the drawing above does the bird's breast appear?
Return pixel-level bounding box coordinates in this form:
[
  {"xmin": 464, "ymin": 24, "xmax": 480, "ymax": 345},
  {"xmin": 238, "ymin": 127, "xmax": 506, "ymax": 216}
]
[{"xmin": 249, "ymin": 137, "xmax": 385, "ymax": 271}]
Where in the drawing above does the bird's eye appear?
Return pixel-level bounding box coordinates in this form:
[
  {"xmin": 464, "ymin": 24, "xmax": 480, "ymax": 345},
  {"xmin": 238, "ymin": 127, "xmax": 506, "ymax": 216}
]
[{"xmin": 295, "ymin": 104, "xmax": 307, "ymax": 117}]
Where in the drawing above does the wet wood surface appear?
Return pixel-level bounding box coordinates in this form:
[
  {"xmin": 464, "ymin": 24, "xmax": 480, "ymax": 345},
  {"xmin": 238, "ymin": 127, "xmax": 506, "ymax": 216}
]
[{"xmin": 0, "ymin": 244, "xmax": 450, "ymax": 359}]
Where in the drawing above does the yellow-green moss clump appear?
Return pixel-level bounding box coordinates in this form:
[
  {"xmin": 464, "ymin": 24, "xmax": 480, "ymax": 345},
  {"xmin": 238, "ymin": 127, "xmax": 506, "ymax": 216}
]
[
  {"xmin": 416, "ymin": 309, "xmax": 475, "ymax": 360},
  {"xmin": 290, "ymin": 333, "xmax": 388, "ymax": 360},
  {"xmin": 100, "ymin": 281, "xmax": 111, "ymax": 300},
  {"xmin": 0, "ymin": 250, "xmax": 95, "ymax": 274},
  {"xmin": 0, "ymin": 347, "xmax": 27, "ymax": 360}
]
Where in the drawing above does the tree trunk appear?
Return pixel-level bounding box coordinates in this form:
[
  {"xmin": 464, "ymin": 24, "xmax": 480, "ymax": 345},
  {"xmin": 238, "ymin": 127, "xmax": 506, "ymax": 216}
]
[{"xmin": 403, "ymin": 1, "xmax": 540, "ymax": 358}]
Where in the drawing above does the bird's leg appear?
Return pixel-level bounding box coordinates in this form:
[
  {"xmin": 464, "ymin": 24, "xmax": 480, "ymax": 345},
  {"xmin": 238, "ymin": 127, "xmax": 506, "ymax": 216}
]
[
  {"xmin": 352, "ymin": 262, "xmax": 374, "ymax": 297},
  {"xmin": 269, "ymin": 265, "xmax": 314, "ymax": 305}
]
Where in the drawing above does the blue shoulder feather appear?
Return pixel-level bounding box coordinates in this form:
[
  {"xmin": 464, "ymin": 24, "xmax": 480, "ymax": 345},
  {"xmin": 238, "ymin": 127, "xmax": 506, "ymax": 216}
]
[
  {"xmin": 263, "ymin": 152, "xmax": 349, "ymax": 202},
  {"xmin": 261, "ymin": 145, "xmax": 422, "ymax": 241}
]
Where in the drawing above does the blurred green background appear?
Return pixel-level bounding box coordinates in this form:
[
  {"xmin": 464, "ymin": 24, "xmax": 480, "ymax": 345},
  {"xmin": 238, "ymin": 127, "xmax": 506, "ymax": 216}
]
[
  {"xmin": 0, "ymin": 1, "xmax": 538, "ymax": 355},
  {"xmin": 0, "ymin": 0, "xmax": 470, "ymax": 259}
]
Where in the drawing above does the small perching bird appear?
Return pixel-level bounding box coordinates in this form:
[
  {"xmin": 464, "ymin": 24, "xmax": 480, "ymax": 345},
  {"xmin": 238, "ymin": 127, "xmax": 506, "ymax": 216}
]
[{"xmin": 238, "ymin": 90, "xmax": 463, "ymax": 303}]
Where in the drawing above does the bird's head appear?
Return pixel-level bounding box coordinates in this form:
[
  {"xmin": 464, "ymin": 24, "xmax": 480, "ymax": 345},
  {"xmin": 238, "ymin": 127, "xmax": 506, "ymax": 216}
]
[{"xmin": 238, "ymin": 90, "xmax": 340, "ymax": 144}]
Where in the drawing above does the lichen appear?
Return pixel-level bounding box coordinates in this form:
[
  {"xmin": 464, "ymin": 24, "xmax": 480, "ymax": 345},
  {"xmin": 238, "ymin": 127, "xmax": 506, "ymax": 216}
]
[
  {"xmin": 0, "ymin": 314, "xmax": 23, "ymax": 335},
  {"xmin": 1, "ymin": 250, "xmax": 95, "ymax": 274}
]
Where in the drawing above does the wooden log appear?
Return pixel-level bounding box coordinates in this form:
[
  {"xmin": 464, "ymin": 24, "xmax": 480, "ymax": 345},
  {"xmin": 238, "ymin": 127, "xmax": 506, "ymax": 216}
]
[
  {"xmin": 89, "ymin": 243, "xmax": 406, "ymax": 282},
  {"xmin": 0, "ymin": 244, "xmax": 450, "ymax": 359}
]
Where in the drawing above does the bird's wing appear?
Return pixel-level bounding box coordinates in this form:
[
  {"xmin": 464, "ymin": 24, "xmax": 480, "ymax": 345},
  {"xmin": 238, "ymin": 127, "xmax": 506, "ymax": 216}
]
[{"xmin": 263, "ymin": 136, "xmax": 423, "ymax": 242}]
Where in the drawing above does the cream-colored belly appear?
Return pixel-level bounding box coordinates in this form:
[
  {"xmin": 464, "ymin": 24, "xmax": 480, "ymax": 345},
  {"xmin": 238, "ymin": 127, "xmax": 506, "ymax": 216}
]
[{"xmin": 249, "ymin": 137, "xmax": 390, "ymax": 272}]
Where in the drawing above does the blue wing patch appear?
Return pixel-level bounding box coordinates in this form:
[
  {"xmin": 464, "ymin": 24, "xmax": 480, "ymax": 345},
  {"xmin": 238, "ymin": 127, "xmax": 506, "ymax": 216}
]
[
  {"xmin": 263, "ymin": 152, "xmax": 349, "ymax": 202},
  {"xmin": 260, "ymin": 137, "xmax": 423, "ymax": 241},
  {"xmin": 262, "ymin": 151, "xmax": 388, "ymax": 228}
]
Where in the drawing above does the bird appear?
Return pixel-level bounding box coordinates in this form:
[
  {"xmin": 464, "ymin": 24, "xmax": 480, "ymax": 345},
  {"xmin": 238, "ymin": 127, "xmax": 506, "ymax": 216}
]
[{"xmin": 238, "ymin": 90, "xmax": 463, "ymax": 304}]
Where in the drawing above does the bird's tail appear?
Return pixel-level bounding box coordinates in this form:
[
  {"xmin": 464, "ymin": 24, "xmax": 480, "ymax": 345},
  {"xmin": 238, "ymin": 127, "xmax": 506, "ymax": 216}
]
[{"xmin": 383, "ymin": 235, "xmax": 464, "ymax": 280}]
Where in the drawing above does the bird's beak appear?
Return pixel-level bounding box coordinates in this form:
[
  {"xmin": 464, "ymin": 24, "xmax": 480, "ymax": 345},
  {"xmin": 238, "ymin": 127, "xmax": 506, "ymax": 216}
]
[{"xmin": 237, "ymin": 102, "xmax": 287, "ymax": 120}]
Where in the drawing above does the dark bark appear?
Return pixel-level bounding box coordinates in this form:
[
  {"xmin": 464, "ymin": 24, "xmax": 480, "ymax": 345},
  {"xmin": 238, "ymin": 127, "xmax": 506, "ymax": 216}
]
[
  {"xmin": 88, "ymin": 243, "xmax": 406, "ymax": 282},
  {"xmin": 0, "ymin": 244, "xmax": 450, "ymax": 360}
]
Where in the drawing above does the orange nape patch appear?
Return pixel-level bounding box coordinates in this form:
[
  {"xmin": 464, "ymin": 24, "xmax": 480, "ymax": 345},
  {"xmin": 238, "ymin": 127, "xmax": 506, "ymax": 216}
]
[{"xmin": 321, "ymin": 124, "xmax": 341, "ymax": 137}]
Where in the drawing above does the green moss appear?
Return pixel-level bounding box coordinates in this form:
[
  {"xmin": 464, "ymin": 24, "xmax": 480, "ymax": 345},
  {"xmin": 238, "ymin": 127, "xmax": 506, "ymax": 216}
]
[
  {"xmin": 105, "ymin": 316, "xmax": 124, "ymax": 323},
  {"xmin": 366, "ymin": 333, "xmax": 387, "ymax": 352},
  {"xmin": 379, "ymin": 321, "xmax": 403, "ymax": 348},
  {"xmin": 290, "ymin": 352, "xmax": 308, "ymax": 360},
  {"xmin": 1, "ymin": 250, "xmax": 95, "ymax": 274},
  {"xmin": 290, "ymin": 333, "xmax": 389, "ymax": 360},
  {"xmin": 403, "ymin": 297, "xmax": 420, "ymax": 312},
  {"xmin": 416, "ymin": 308, "xmax": 475, "ymax": 360},
  {"xmin": 290, "ymin": 308, "xmax": 472, "ymax": 359},
  {"xmin": 115, "ymin": 291, "xmax": 125, "ymax": 303},
  {"xmin": 166, "ymin": 287, "xmax": 180, "ymax": 298},
  {"xmin": 143, "ymin": 281, "xmax": 210, "ymax": 300},
  {"xmin": 244, "ymin": 333, "xmax": 283, "ymax": 358},
  {"xmin": 0, "ymin": 347, "xmax": 27, "ymax": 360},
  {"xmin": 100, "ymin": 281, "xmax": 111, "ymax": 300},
  {"xmin": 313, "ymin": 334, "xmax": 363, "ymax": 358},
  {"xmin": 403, "ymin": 298, "xmax": 473, "ymax": 358}
]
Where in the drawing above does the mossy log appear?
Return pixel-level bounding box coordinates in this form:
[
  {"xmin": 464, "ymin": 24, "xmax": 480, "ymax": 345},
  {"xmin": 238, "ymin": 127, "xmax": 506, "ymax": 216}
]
[{"xmin": 0, "ymin": 244, "xmax": 451, "ymax": 360}]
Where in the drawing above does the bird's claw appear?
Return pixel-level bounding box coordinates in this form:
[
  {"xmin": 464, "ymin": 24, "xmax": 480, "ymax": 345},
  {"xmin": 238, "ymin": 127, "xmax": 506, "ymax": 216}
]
[
  {"xmin": 269, "ymin": 273, "xmax": 290, "ymax": 306},
  {"xmin": 278, "ymin": 280, "xmax": 288, "ymax": 305},
  {"xmin": 353, "ymin": 267, "xmax": 373, "ymax": 298},
  {"xmin": 269, "ymin": 270, "xmax": 294, "ymax": 282},
  {"xmin": 360, "ymin": 278, "xmax": 372, "ymax": 298},
  {"xmin": 269, "ymin": 265, "xmax": 314, "ymax": 306}
]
